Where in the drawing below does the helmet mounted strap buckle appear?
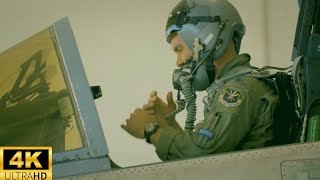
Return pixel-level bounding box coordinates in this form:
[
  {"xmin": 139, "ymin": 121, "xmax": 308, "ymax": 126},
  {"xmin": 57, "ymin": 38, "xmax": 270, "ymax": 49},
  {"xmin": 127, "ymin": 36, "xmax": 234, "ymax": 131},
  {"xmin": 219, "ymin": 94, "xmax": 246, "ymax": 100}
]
[{"xmin": 192, "ymin": 37, "xmax": 203, "ymax": 61}]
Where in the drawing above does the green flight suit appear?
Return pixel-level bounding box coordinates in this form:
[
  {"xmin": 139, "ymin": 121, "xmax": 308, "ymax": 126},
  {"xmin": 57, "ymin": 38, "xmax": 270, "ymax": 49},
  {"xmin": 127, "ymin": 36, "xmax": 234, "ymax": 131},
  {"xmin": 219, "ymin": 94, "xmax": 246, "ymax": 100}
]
[{"xmin": 156, "ymin": 53, "xmax": 279, "ymax": 161}]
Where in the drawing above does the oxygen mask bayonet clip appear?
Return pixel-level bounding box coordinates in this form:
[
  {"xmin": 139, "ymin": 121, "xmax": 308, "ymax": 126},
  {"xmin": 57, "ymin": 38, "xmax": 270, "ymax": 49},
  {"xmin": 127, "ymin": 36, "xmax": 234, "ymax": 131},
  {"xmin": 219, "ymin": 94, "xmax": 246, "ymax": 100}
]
[{"xmin": 164, "ymin": 90, "xmax": 186, "ymax": 121}]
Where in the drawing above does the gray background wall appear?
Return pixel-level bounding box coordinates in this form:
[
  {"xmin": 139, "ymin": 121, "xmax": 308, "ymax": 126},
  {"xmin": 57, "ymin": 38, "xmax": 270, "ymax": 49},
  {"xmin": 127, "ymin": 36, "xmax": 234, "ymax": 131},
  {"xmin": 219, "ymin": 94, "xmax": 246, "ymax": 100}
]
[{"xmin": 0, "ymin": 0, "xmax": 298, "ymax": 167}]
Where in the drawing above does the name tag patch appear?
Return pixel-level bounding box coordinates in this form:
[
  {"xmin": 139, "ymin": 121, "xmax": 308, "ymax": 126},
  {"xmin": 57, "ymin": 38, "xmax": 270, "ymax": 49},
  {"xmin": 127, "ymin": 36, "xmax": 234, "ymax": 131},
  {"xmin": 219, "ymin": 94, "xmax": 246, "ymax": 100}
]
[{"xmin": 196, "ymin": 128, "xmax": 214, "ymax": 139}]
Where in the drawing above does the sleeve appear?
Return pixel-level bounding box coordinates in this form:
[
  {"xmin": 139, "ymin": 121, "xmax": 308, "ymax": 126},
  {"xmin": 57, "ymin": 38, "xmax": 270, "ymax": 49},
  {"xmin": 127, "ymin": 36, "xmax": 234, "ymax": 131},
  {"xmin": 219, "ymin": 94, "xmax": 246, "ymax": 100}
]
[{"xmin": 155, "ymin": 85, "xmax": 256, "ymax": 161}]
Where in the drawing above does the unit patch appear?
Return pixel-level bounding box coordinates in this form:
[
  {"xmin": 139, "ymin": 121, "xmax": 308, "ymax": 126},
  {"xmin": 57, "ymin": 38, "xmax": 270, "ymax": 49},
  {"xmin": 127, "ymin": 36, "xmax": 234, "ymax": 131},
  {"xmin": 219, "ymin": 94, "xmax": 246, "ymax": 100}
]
[{"xmin": 219, "ymin": 88, "xmax": 242, "ymax": 107}]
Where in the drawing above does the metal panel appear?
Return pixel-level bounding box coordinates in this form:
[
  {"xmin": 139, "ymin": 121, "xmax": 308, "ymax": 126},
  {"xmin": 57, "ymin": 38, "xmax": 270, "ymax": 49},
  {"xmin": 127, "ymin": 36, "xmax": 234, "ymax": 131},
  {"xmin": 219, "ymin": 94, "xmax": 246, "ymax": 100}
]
[
  {"xmin": 54, "ymin": 156, "xmax": 111, "ymax": 178},
  {"xmin": 60, "ymin": 142, "xmax": 320, "ymax": 180}
]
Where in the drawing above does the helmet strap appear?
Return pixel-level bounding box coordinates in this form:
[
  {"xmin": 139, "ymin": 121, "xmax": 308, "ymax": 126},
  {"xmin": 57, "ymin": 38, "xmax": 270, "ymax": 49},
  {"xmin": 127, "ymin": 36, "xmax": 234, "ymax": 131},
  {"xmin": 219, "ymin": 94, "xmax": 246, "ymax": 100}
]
[{"xmin": 205, "ymin": 55, "xmax": 216, "ymax": 84}]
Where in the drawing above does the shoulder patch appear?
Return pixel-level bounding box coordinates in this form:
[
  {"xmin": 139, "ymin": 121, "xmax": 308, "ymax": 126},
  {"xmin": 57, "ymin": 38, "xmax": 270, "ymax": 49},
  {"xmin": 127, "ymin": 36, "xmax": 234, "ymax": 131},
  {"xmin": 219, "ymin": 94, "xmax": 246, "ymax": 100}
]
[{"xmin": 219, "ymin": 88, "xmax": 242, "ymax": 107}]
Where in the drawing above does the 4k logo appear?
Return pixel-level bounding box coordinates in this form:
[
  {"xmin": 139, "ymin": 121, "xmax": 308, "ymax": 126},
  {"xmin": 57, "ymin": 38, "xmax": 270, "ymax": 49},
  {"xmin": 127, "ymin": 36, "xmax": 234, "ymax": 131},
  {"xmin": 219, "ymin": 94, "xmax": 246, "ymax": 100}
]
[
  {"xmin": 0, "ymin": 147, "xmax": 52, "ymax": 180},
  {"xmin": 4, "ymin": 150, "xmax": 48, "ymax": 170}
]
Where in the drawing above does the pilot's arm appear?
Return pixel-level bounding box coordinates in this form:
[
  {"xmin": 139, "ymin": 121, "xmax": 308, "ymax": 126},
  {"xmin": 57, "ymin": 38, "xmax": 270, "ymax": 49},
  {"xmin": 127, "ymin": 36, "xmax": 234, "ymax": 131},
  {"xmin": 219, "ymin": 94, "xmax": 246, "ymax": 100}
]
[{"xmin": 151, "ymin": 80, "xmax": 275, "ymax": 160}]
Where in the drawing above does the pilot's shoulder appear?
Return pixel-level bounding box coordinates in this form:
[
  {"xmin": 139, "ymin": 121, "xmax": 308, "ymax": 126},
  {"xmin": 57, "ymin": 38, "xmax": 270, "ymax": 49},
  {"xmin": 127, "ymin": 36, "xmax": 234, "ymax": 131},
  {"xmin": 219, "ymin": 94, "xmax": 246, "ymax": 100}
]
[{"xmin": 224, "ymin": 76, "xmax": 276, "ymax": 98}]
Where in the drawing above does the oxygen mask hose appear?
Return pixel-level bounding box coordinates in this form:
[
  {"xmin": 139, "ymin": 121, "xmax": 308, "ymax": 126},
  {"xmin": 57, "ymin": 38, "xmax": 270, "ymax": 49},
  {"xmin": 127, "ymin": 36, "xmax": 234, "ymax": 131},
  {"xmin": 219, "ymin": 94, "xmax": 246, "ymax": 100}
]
[{"xmin": 179, "ymin": 74, "xmax": 197, "ymax": 132}]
